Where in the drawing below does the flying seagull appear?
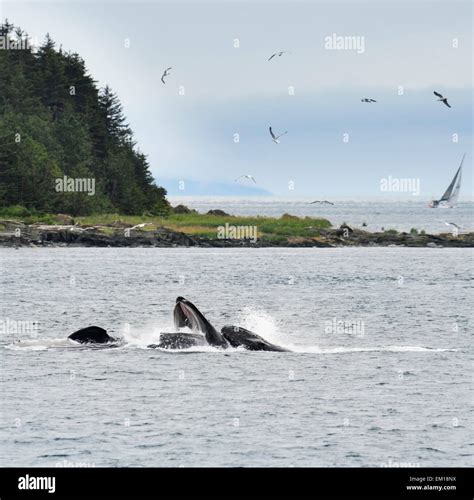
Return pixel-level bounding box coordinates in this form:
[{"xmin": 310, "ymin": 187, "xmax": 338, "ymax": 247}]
[
  {"xmin": 268, "ymin": 51, "xmax": 288, "ymax": 61},
  {"xmin": 269, "ymin": 126, "xmax": 288, "ymax": 144},
  {"xmin": 161, "ymin": 67, "xmax": 172, "ymax": 84},
  {"xmin": 444, "ymin": 222, "xmax": 460, "ymax": 230},
  {"xmin": 361, "ymin": 98, "xmax": 377, "ymax": 103},
  {"xmin": 309, "ymin": 200, "xmax": 334, "ymax": 205},
  {"xmin": 433, "ymin": 91, "xmax": 451, "ymax": 108},
  {"xmin": 234, "ymin": 174, "xmax": 256, "ymax": 184}
]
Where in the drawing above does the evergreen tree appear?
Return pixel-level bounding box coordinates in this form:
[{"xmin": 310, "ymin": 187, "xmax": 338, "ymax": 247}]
[{"xmin": 0, "ymin": 21, "xmax": 169, "ymax": 216}]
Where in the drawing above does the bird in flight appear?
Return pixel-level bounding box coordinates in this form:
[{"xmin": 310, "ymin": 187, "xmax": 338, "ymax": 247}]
[
  {"xmin": 309, "ymin": 200, "xmax": 334, "ymax": 205},
  {"xmin": 433, "ymin": 91, "xmax": 451, "ymax": 108},
  {"xmin": 235, "ymin": 174, "xmax": 256, "ymax": 184},
  {"xmin": 361, "ymin": 98, "xmax": 377, "ymax": 103},
  {"xmin": 269, "ymin": 126, "xmax": 288, "ymax": 144},
  {"xmin": 268, "ymin": 51, "xmax": 288, "ymax": 61},
  {"xmin": 444, "ymin": 222, "xmax": 460, "ymax": 230},
  {"xmin": 161, "ymin": 67, "xmax": 172, "ymax": 84}
]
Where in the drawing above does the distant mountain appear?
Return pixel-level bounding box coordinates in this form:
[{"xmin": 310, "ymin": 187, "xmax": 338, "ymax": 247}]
[{"xmin": 160, "ymin": 178, "xmax": 273, "ymax": 196}]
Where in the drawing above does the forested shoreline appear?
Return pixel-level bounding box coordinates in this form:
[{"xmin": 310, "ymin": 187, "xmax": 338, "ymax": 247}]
[{"xmin": 0, "ymin": 21, "xmax": 169, "ymax": 216}]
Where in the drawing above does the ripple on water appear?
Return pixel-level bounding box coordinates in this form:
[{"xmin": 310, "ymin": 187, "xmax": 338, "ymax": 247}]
[{"xmin": 0, "ymin": 247, "xmax": 471, "ymax": 466}]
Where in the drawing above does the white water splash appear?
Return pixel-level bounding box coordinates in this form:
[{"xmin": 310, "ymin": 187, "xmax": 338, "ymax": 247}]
[
  {"xmin": 5, "ymin": 322, "xmax": 457, "ymax": 355},
  {"xmin": 236, "ymin": 306, "xmax": 290, "ymax": 343},
  {"xmin": 120, "ymin": 320, "xmax": 173, "ymax": 348},
  {"xmin": 7, "ymin": 338, "xmax": 79, "ymax": 350}
]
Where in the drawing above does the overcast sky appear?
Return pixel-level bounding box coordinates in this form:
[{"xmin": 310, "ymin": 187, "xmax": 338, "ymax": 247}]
[{"xmin": 2, "ymin": 0, "xmax": 472, "ymax": 197}]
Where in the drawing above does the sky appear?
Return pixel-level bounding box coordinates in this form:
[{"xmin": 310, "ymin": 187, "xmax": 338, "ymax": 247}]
[{"xmin": 1, "ymin": 0, "xmax": 472, "ymax": 198}]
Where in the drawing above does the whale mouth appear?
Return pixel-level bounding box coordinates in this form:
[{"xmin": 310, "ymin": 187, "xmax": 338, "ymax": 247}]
[
  {"xmin": 179, "ymin": 301, "xmax": 203, "ymax": 332},
  {"xmin": 174, "ymin": 297, "xmax": 228, "ymax": 348},
  {"xmin": 174, "ymin": 297, "xmax": 207, "ymax": 334}
]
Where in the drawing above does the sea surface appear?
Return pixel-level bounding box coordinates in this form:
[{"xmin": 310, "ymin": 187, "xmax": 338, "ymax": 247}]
[
  {"xmin": 169, "ymin": 196, "xmax": 474, "ymax": 234},
  {"xmin": 0, "ymin": 247, "xmax": 472, "ymax": 467}
]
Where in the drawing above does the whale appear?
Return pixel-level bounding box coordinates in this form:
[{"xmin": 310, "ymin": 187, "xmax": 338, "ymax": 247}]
[
  {"xmin": 68, "ymin": 326, "xmax": 118, "ymax": 345},
  {"xmin": 221, "ymin": 325, "xmax": 290, "ymax": 352},
  {"xmin": 148, "ymin": 332, "xmax": 207, "ymax": 350},
  {"xmin": 60, "ymin": 298, "xmax": 288, "ymax": 351},
  {"xmin": 172, "ymin": 296, "xmax": 228, "ymax": 348},
  {"xmin": 147, "ymin": 297, "xmax": 288, "ymax": 352}
]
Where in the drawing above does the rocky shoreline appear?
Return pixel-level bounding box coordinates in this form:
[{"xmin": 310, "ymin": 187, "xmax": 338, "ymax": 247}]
[{"xmin": 0, "ymin": 219, "xmax": 472, "ymax": 248}]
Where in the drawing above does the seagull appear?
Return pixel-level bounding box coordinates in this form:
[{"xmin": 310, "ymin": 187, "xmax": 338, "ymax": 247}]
[
  {"xmin": 268, "ymin": 51, "xmax": 288, "ymax": 61},
  {"xmin": 129, "ymin": 223, "xmax": 153, "ymax": 231},
  {"xmin": 234, "ymin": 174, "xmax": 256, "ymax": 184},
  {"xmin": 269, "ymin": 126, "xmax": 288, "ymax": 144},
  {"xmin": 161, "ymin": 67, "xmax": 172, "ymax": 84},
  {"xmin": 445, "ymin": 222, "xmax": 460, "ymax": 230},
  {"xmin": 309, "ymin": 200, "xmax": 334, "ymax": 205},
  {"xmin": 361, "ymin": 98, "xmax": 377, "ymax": 103},
  {"xmin": 433, "ymin": 91, "xmax": 451, "ymax": 108}
]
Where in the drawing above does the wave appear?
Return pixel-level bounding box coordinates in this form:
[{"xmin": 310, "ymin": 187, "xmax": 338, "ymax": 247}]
[
  {"xmin": 7, "ymin": 338, "xmax": 82, "ymax": 350},
  {"xmin": 5, "ymin": 338, "xmax": 455, "ymax": 354},
  {"xmin": 293, "ymin": 345, "xmax": 457, "ymax": 354}
]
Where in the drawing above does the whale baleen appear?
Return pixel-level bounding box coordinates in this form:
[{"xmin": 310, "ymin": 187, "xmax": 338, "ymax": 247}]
[{"xmin": 172, "ymin": 296, "xmax": 228, "ymax": 348}]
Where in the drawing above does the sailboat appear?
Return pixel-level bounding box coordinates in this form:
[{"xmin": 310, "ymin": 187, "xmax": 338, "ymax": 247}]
[{"xmin": 429, "ymin": 154, "xmax": 464, "ymax": 208}]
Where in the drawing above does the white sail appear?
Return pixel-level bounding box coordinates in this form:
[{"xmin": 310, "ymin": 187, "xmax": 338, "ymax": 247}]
[
  {"xmin": 430, "ymin": 154, "xmax": 464, "ymax": 208},
  {"xmin": 447, "ymin": 156, "xmax": 463, "ymax": 207}
]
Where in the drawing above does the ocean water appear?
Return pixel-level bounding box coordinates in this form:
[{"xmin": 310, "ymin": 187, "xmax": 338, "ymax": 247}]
[
  {"xmin": 169, "ymin": 196, "xmax": 474, "ymax": 234},
  {"xmin": 0, "ymin": 247, "xmax": 472, "ymax": 467}
]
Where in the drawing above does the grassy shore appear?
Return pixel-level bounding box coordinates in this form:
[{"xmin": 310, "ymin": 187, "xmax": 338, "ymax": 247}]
[
  {"xmin": 80, "ymin": 213, "xmax": 331, "ymax": 239},
  {"xmin": 1, "ymin": 208, "xmax": 472, "ymax": 247},
  {"xmin": 0, "ymin": 207, "xmax": 332, "ymax": 241}
]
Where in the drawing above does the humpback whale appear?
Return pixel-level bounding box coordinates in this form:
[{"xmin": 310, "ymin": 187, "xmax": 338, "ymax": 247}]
[
  {"xmin": 172, "ymin": 296, "xmax": 228, "ymax": 348},
  {"xmin": 148, "ymin": 297, "xmax": 288, "ymax": 352},
  {"xmin": 221, "ymin": 325, "xmax": 289, "ymax": 352},
  {"xmin": 68, "ymin": 326, "xmax": 117, "ymax": 345},
  {"xmin": 61, "ymin": 297, "xmax": 287, "ymax": 351}
]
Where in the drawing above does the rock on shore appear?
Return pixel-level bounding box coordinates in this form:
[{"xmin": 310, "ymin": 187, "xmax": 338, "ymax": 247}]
[{"xmin": 0, "ymin": 220, "xmax": 472, "ymax": 248}]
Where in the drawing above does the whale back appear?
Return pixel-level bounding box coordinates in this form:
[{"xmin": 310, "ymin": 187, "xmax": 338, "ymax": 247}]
[
  {"xmin": 221, "ymin": 325, "xmax": 289, "ymax": 352},
  {"xmin": 68, "ymin": 326, "xmax": 115, "ymax": 344}
]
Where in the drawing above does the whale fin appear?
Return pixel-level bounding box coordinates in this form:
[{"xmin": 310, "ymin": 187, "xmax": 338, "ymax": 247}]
[{"xmin": 68, "ymin": 326, "xmax": 115, "ymax": 344}]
